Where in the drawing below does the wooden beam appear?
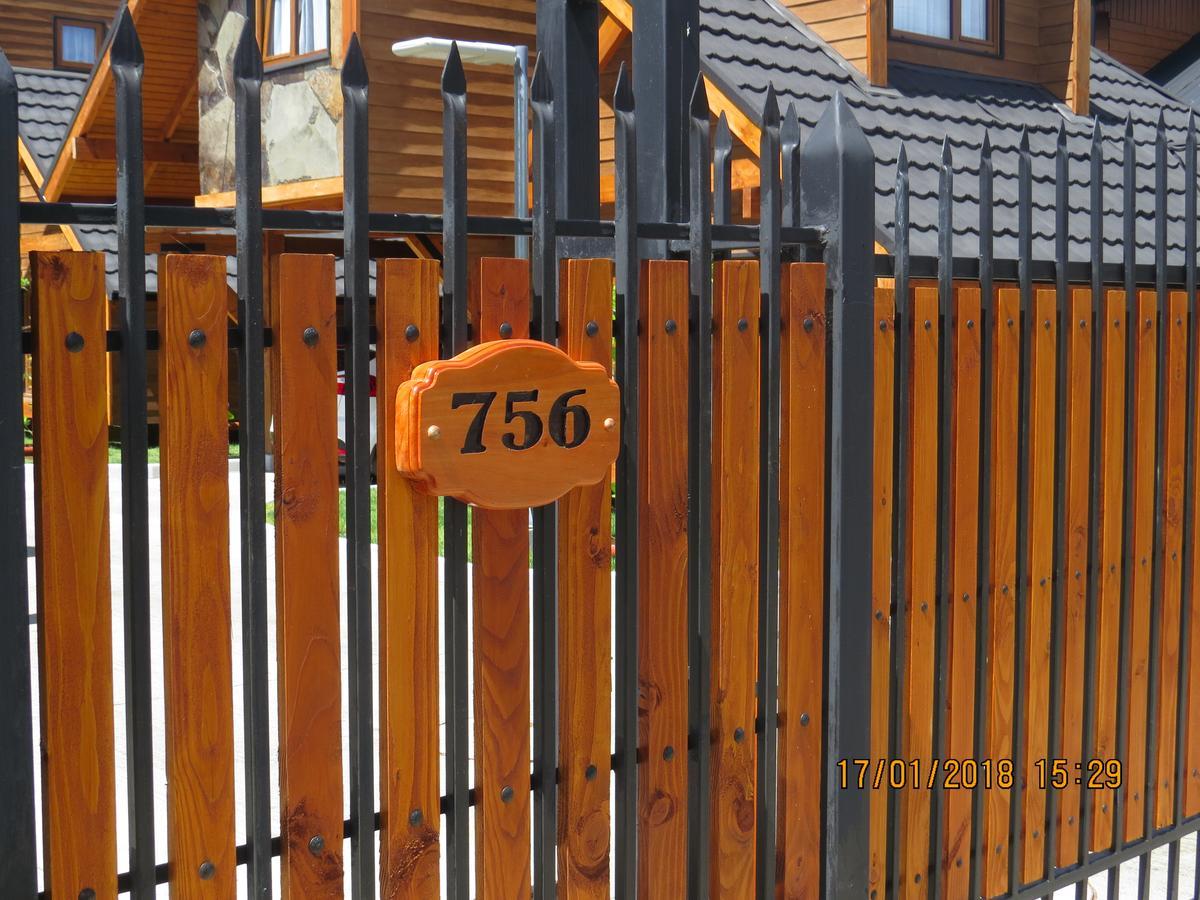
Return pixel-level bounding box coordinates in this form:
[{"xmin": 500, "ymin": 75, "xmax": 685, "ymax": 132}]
[
  {"xmin": 599, "ymin": 0, "xmax": 632, "ymax": 33},
  {"xmin": 18, "ymin": 138, "xmax": 44, "ymax": 190},
  {"xmin": 705, "ymin": 76, "xmax": 761, "ymax": 156},
  {"xmin": 866, "ymin": 0, "xmax": 888, "ymax": 85},
  {"xmin": 195, "ymin": 176, "xmax": 345, "ymax": 209},
  {"xmin": 1069, "ymin": 0, "xmax": 1091, "ymax": 114},
  {"xmin": 72, "ymin": 136, "xmax": 199, "ymax": 165},
  {"xmin": 599, "ymin": 12, "xmax": 630, "ymax": 70}
]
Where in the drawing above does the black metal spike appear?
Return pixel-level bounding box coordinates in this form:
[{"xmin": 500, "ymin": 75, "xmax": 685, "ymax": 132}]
[
  {"xmin": 781, "ymin": 102, "xmax": 801, "ymax": 230},
  {"xmin": 613, "ymin": 59, "xmax": 633, "ymax": 112},
  {"xmin": 714, "ymin": 112, "xmax": 733, "ymax": 227},
  {"xmin": 441, "ymin": 40, "xmax": 466, "ymax": 96},
  {"xmin": 341, "ymin": 32, "xmax": 368, "ymax": 90},
  {"xmin": 530, "ymin": 50, "xmax": 552, "ymax": 104},
  {"xmin": 110, "ymin": 6, "xmax": 144, "ymax": 66}
]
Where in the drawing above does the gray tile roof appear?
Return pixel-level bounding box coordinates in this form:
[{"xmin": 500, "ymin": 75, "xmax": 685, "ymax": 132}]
[
  {"xmin": 1148, "ymin": 34, "xmax": 1200, "ymax": 112},
  {"xmin": 700, "ymin": 0, "xmax": 1197, "ymax": 265},
  {"xmin": 14, "ymin": 68, "xmax": 88, "ymax": 181}
]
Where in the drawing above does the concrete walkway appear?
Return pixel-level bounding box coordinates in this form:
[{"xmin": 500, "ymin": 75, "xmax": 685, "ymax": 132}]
[{"xmin": 21, "ymin": 464, "xmax": 1197, "ymax": 897}]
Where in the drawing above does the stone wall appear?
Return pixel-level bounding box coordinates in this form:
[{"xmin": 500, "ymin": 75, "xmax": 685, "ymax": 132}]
[{"xmin": 198, "ymin": 0, "xmax": 344, "ymax": 195}]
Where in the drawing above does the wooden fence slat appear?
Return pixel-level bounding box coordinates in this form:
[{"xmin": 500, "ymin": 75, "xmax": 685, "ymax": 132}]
[
  {"xmin": 472, "ymin": 256, "xmax": 533, "ymax": 900},
  {"xmin": 159, "ymin": 253, "xmax": 238, "ymax": 897},
  {"xmin": 637, "ymin": 259, "xmax": 690, "ymax": 900},
  {"xmin": 901, "ymin": 284, "xmax": 938, "ymax": 898},
  {"xmin": 1188, "ymin": 285, "xmax": 1200, "ymax": 820},
  {"xmin": 983, "ymin": 286, "xmax": 1020, "ymax": 896},
  {"xmin": 1058, "ymin": 287, "xmax": 1093, "ymax": 867},
  {"xmin": 31, "ymin": 250, "xmax": 118, "ymax": 900},
  {"xmin": 1124, "ymin": 289, "xmax": 1158, "ymax": 844},
  {"xmin": 942, "ymin": 284, "xmax": 981, "ymax": 894},
  {"xmin": 868, "ymin": 285, "xmax": 895, "ymax": 898},
  {"xmin": 1022, "ymin": 287, "xmax": 1058, "ymax": 883},
  {"xmin": 557, "ymin": 258, "xmax": 614, "ymax": 898},
  {"xmin": 1091, "ymin": 289, "xmax": 1127, "ymax": 852},
  {"xmin": 272, "ymin": 254, "xmax": 344, "ymax": 896},
  {"xmin": 377, "ymin": 258, "xmax": 442, "ymax": 898},
  {"xmin": 777, "ymin": 262, "xmax": 825, "ymax": 898},
  {"xmin": 709, "ymin": 259, "xmax": 760, "ymax": 899},
  {"xmin": 1154, "ymin": 291, "xmax": 1188, "ymax": 829}
]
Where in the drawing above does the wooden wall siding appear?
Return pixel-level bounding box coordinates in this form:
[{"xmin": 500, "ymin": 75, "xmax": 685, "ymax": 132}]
[
  {"xmin": 1097, "ymin": 11, "xmax": 1200, "ymax": 73},
  {"xmin": 0, "ymin": 0, "xmax": 120, "ymax": 70},
  {"xmin": 783, "ymin": 0, "xmax": 868, "ymax": 72},
  {"xmin": 44, "ymin": 0, "xmax": 199, "ymax": 202},
  {"xmin": 359, "ymin": 0, "xmax": 535, "ymax": 216},
  {"xmin": 1038, "ymin": 0, "xmax": 1090, "ymax": 111}
]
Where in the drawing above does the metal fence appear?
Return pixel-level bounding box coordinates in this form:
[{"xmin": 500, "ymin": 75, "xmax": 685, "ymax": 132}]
[{"xmin": 4, "ymin": 6, "xmax": 1200, "ymax": 900}]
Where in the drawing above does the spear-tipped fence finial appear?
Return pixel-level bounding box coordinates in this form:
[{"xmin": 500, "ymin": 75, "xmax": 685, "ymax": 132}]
[
  {"xmin": 342, "ymin": 32, "xmax": 368, "ymax": 92},
  {"xmin": 111, "ymin": 6, "xmax": 144, "ymax": 68}
]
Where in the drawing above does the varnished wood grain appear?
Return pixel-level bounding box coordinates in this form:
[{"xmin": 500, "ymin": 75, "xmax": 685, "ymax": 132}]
[
  {"xmin": 557, "ymin": 259, "xmax": 614, "ymax": 898},
  {"xmin": 709, "ymin": 260, "xmax": 760, "ymax": 899},
  {"xmin": 377, "ymin": 258, "xmax": 442, "ymax": 899},
  {"xmin": 942, "ymin": 285, "xmax": 981, "ymax": 893},
  {"xmin": 1091, "ymin": 290, "xmax": 1127, "ymax": 852},
  {"xmin": 31, "ymin": 250, "xmax": 117, "ymax": 900},
  {"xmin": 1124, "ymin": 290, "xmax": 1158, "ymax": 844},
  {"xmin": 159, "ymin": 253, "xmax": 237, "ymax": 897},
  {"xmin": 472, "ymin": 257, "xmax": 532, "ymax": 900},
  {"xmin": 271, "ymin": 254, "xmax": 344, "ymax": 897},
  {"xmin": 1188, "ymin": 287, "xmax": 1200, "ymax": 818},
  {"xmin": 1154, "ymin": 292, "xmax": 1188, "ymax": 830},
  {"xmin": 901, "ymin": 284, "xmax": 938, "ymax": 898},
  {"xmin": 868, "ymin": 285, "xmax": 895, "ymax": 898},
  {"xmin": 1022, "ymin": 288, "xmax": 1058, "ymax": 883},
  {"xmin": 396, "ymin": 339, "xmax": 621, "ymax": 509},
  {"xmin": 983, "ymin": 287, "xmax": 1020, "ymax": 895},
  {"xmin": 637, "ymin": 260, "xmax": 690, "ymax": 900},
  {"xmin": 777, "ymin": 262, "xmax": 825, "ymax": 899},
  {"xmin": 1057, "ymin": 288, "xmax": 1093, "ymax": 867}
]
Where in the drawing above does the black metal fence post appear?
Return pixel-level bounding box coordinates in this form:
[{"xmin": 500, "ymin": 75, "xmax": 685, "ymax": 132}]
[
  {"xmin": 799, "ymin": 92, "xmax": 875, "ymax": 898},
  {"xmin": 0, "ymin": 49, "xmax": 36, "ymax": 899},
  {"xmin": 111, "ymin": 12, "xmax": 157, "ymax": 896},
  {"xmin": 232, "ymin": 21, "xmax": 272, "ymax": 899}
]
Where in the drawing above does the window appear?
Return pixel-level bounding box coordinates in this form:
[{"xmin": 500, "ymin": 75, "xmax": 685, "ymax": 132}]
[
  {"xmin": 892, "ymin": 0, "xmax": 997, "ymax": 50},
  {"xmin": 54, "ymin": 18, "xmax": 104, "ymax": 71},
  {"xmin": 260, "ymin": 0, "xmax": 330, "ymax": 63}
]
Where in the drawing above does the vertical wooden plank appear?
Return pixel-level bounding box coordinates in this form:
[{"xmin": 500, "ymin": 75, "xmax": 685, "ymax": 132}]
[
  {"xmin": 1022, "ymin": 287, "xmax": 1057, "ymax": 884},
  {"xmin": 777, "ymin": 261, "xmax": 825, "ymax": 899},
  {"xmin": 868, "ymin": 284, "xmax": 895, "ymax": 899},
  {"xmin": 377, "ymin": 258, "xmax": 442, "ymax": 898},
  {"xmin": 942, "ymin": 284, "xmax": 982, "ymax": 892},
  {"xmin": 709, "ymin": 259, "xmax": 760, "ymax": 899},
  {"xmin": 1189, "ymin": 286, "xmax": 1200, "ymax": 819},
  {"xmin": 1155, "ymin": 291, "xmax": 1188, "ymax": 829},
  {"xmin": 272, "ymin": 254, "xmax": 344, "ymax": 896},
  {"xmin": 159, "ymin": 253, "xmax": 238, "ymax": 897},
  {"xmin": 637, "ymin": 259, "xmax": 689, "ymax": 900},
  {"xmin": 558, "ymin": 258, "xmax": 615, "ymax": 898},
  {"xmin": 901, "ymin": 284, "xmax": 938, "ymax": 898},
  {"xmin": 1124, "ymin": 289, "xmax": 1158, "ymax": 844},
  {"xmin": 1058, "ymin": 287, "xmax": 1093, "ymax": 867},
  {"xmin": 1091, "ymin": 289, "xmax": 1127, "ymax": 852},
  {"xmin": 472, "ymin": 256, "xmax": 533, "ymax": 900},
  {"xmin": 983, "ymin": 286, "xmax": 1020, "ymax": 897},
  {"xmin": 31, "ymin": 250, "xmax": 117, "ymax": 900}
]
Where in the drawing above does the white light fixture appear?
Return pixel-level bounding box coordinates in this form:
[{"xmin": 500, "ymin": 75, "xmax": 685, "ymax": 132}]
[{"xmin": 391, "ymin": 37, "xmax": 519, "ymax": 67}]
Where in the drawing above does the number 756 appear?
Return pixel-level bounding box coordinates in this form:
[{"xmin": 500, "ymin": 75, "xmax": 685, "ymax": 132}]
[{"xmin": 450, "ymin": 389, "xmax": 591, "ymax": 454}]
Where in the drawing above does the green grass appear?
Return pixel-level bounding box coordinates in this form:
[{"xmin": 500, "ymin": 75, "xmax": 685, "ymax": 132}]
[{"xmin": 104, "ymin": 444, "xmax": 239, "ymax": 464}]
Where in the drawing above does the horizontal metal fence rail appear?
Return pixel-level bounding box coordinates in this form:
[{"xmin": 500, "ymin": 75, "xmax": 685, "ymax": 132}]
[{"xmin": 4, "ymin": 12, "xmax": 1200, "ymax": 900}]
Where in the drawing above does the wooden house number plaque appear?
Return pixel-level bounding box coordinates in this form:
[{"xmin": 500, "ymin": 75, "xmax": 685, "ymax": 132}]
[{"xmin": 395, "ymin": 339, "xmax": 621, "ymax": 509}]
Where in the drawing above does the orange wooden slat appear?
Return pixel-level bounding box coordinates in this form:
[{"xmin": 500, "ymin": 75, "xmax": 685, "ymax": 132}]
[
  {"xmin": 983, "ymin": 287, "xmax": 1020, "ymax": 896},
  {"xmin": 377, "ymin": 258, "xmax": 442, "ymax": 898},
  {"xmin": 1091, "ymin": 290, "xmax": 1128, "ymax": 852},
  {"xmin": 472, "ymin": 256, "xmax": 533, "ymax": 900},
  {"xmin": 272, "ymin": 254, "xmax": 344, "ymax": 896},
  {"xmin": 1057, "ymin": 287, "xmax": 1093, "ymax": 867},
  {"xmin": 557, "ymin": 258, "xmax": 614, "ymax": 898},
  {"xmin": 31, "ymin": 250, "xmax": 117, "ymax": 900},
  {"xmin": 1124, "ymin": 289, "xmax": 1158, "ymax": 844},
  {"xmin": 637, "ymin": 259, "xmax": 690, "ymax": 900},
  {"xmin": 942, "ymin": 284, "xmax": 982, "ymax": 893},
  {"xmin": 901, "ymin": 284, "xmax": 938, "ymax": 899},
  {"xmin": 1189, "ymin": 286, "xmax": 1200, "ymax": 817},
  {"xmin": 777, "ymin": 262, "xmax": 825, "ymax": 898},
  {"xmin": 1154, "ymin": 291, "xmax": 1188, "ymax": 830},
  {"xmin": 1022, "ymin": 287, "xmax": 1058, "ymax": 884},
  {"xmin": 868, "ymin": 285, "xmax": 896, "ymax": 898},
  {"xmin": 159, "ymin": 253, "xmax": 238, "ymax": 897},
  {"xmin": 709, "ymin": 259, "xmax": 760, "ymax": 899}
]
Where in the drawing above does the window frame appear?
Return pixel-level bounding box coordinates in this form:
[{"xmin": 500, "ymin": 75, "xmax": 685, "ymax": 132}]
[
  {"xmin": 259, "ymin": 0, "xmax": 331, "ymax": 66},
  {"xmin": 889, "ymin": 0, "xmax": 1002, "ymax": 57},
  {"xmin": 53, "ymin": 17, "xmax": 106, "ymax": 72}
]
